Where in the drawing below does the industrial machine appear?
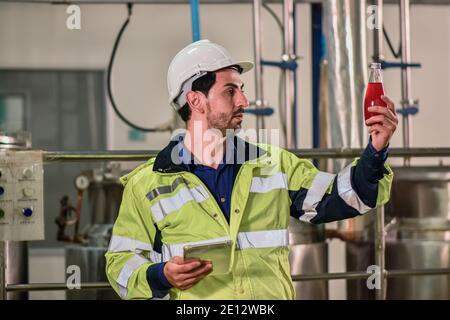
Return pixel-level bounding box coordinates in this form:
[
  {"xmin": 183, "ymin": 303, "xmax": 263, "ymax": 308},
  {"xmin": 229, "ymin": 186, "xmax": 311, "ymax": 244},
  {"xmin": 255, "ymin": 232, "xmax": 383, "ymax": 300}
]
[
  {"xmin": 0, "ymin": 132, "xmax": 45, "ymax": 300},
  {"xmin": 59, "ymin": 163, "xmax": 123, "ymax": 300}
]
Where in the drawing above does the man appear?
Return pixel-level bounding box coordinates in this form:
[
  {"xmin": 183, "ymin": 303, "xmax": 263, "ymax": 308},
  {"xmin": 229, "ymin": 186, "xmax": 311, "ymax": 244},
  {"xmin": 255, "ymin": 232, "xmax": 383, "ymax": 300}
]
[{"xmin": 105, "ymin": 39, "xmax": 397, "ymax": 300}]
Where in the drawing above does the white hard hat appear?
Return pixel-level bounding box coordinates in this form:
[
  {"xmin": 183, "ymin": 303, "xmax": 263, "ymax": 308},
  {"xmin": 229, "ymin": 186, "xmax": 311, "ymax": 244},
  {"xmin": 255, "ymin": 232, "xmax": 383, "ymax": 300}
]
[{"xmin": 167, "ymin": 39, "xmax": 253, "ymax": 111}]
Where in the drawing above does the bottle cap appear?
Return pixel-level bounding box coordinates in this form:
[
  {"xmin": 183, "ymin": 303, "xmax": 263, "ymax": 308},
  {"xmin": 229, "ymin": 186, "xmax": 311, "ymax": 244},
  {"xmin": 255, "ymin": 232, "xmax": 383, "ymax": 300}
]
[{"xmin": 370, "ymin": 62, "xmax": 382, "ymax": 69}]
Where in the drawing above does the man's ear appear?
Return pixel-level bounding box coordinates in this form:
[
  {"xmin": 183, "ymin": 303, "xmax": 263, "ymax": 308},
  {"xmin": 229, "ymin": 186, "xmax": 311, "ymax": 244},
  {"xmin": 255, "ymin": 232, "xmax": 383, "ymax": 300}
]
[{"xmin": 186, "ymin": 91, "xmax": 205, "ymax": 114}]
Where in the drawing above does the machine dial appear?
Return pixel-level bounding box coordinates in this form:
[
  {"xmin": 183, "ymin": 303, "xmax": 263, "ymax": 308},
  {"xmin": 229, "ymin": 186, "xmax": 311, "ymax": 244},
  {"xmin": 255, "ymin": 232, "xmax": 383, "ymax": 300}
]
[
  {"xmin": 22, "ymin": 168, "xmax": 33, "ymax": 179},
  {"xmin": 23, "ymin": 187, "xmax": 35, "ymax": 198},
  {"xmin": 74, "ymin": 175, "xmax": 90, "ymax": 191}
]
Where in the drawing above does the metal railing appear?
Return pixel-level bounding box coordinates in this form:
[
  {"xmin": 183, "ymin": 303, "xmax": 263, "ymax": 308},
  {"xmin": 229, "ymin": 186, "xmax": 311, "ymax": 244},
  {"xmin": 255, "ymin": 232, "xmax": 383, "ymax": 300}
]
[
  {"xmin": 42, "ymin": 147, "xmax": 450, "ymax": 162},
  {"xmin": 6, "ymin": 268, "xmax": 450, "ymax": 292}
]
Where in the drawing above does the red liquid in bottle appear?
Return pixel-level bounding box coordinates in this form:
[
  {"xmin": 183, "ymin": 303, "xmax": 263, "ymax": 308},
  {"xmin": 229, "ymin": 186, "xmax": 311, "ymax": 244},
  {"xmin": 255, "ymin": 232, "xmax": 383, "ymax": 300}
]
[{"xmin": 364, "ymin": 82, "xmax": 387, "ymax": 121}]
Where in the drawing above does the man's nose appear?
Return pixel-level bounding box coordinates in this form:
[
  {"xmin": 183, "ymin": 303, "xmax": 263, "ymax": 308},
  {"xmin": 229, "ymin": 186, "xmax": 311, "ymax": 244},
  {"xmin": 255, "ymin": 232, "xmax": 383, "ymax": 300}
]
[{"xmin": 236, "ymin": 90, "xmax": 249, "ymax": 109}]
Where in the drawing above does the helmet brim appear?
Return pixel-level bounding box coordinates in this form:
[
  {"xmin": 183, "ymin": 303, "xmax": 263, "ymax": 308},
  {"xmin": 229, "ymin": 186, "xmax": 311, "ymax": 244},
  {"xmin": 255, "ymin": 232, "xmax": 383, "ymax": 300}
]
[{"xmin": 235, "ymin": 61, "xmax": 254, "ymax": 74}]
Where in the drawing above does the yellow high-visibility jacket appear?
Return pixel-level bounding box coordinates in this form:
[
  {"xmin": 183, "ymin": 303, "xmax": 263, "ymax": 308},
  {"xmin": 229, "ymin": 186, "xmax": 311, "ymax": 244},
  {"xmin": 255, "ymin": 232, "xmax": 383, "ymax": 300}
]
[{"xmin": 105, "ymin": 137, "xmax": 393, "ymax": 300}]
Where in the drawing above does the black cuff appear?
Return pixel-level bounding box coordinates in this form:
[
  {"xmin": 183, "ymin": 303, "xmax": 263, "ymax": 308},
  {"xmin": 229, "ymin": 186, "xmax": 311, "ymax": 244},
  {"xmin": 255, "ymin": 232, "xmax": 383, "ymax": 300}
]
[
  {"xmin": 358, "ymin": 141, "xmax": 389, "ymax": 183},
  {"xmin": 146, "ymin": 262, "xmax": 172, "ymax": 298}
]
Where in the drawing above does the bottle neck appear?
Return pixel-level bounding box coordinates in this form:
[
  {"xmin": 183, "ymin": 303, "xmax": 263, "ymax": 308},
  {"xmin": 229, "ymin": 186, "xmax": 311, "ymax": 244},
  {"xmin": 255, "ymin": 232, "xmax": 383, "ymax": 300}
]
[{"xmin": 369, "ymin": 69, "xmax": 383, "ymax": 83}]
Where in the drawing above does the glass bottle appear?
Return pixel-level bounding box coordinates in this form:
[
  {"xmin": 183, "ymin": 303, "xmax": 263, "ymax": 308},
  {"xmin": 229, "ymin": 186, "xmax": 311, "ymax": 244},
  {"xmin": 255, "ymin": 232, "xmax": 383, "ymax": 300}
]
[{"xmin": 364, "ymin": 62, "xmax": 387, "ymax": 121}]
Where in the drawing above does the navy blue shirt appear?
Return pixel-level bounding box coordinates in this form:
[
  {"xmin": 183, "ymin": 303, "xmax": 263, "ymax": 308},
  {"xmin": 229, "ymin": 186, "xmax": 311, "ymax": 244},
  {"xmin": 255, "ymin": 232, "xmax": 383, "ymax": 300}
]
[
  {"xmin": 147, "ymin": 139, "xmax": 388, "ymax": 296},
  {"xmin": 178, "ymin": 140, "xmax": 240, "ymax": 222}
]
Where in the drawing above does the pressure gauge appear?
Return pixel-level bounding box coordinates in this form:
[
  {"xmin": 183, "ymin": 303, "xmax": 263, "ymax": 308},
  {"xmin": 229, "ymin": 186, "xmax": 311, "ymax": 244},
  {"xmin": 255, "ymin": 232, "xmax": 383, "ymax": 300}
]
[{"xmin": 74, "ymin": 175, "xmax": 90, "ymax": 191}]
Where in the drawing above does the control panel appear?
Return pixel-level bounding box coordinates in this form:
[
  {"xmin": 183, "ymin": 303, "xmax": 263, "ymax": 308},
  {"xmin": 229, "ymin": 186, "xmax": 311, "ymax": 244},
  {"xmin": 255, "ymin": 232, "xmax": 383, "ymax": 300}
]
[{"xmin": 0, "ymin": 150, "xmax": 44, "ymax": 241}]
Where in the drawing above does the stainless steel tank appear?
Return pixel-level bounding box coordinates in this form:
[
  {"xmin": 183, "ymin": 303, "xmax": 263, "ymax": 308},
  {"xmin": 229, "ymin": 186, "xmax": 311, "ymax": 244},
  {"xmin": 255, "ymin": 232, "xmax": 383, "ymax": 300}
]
[
  {"xmin": 347, "ymin": 239, "xmax": 450, "ymax": 299},
  {"xmin": 347, "ymin": 166, "xmax": 450, "ymax": 299},
  {"xmin": 289, "ymin": 217, "xmax": 328, "ymax": 299},
  {"xmin": 65, "ymin": 224, "xmax": 118, "ymax": 300},
  {"xmin": 385, "ymin": 166, "xmax": 450, "ymax": 299},
  {"xmin": 385, "ymin": 240, "xmax": 450, "ymax": 299},
  {"xmin": 387, "ymin": 166, "xmax": 450, "ymax": 222},
  {"xmin": 0, "ymin": 132, "xmax": 31, "ymax": 300}
]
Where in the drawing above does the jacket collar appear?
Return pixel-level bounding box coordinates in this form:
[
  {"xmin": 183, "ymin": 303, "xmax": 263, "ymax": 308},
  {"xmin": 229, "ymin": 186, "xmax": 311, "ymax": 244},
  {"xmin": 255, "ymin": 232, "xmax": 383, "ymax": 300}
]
[{"xmin": 153, "ymin": 135, "xmax": 267, "ymax": 173}]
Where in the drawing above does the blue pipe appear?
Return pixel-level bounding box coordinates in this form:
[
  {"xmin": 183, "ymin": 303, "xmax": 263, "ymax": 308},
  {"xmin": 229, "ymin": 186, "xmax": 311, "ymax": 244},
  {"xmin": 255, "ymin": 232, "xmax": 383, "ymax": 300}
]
[
  {"xmin": 190, "ymin": 0, "xmax": 201, "ymax": 42},
  {"xmin": 396, "ymin": 106, "xmax": 419, "ymax": 116},
  {"xmin": 261, "ymin": 59, "xmax": 298, "ymax": 71},
  {"xmin": 244, "ymin": 107, "xmax": 275, "ymax": 116},
  {"xmin": 381, "ymin": 61, "xmax": 421, "ymax": 70},
  {"xmin": 311, "ymin": 3, "xmax": 323, "ymax": 151}
]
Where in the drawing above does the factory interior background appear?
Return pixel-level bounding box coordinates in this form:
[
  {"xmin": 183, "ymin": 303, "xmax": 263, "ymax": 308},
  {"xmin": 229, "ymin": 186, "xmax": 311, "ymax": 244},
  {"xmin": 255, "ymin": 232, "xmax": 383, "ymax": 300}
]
[{"xmin": 0, "ymin": 0, "xmax": 449, "ymax": 300}]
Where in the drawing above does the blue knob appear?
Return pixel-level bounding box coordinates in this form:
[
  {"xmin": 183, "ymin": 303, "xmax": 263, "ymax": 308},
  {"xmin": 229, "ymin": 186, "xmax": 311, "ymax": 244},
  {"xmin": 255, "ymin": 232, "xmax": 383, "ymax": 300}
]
[
  {"xmin": 23, "ymin": 207, "xmax": 33, "ymax": 217},
  {"xmin": 0, "ymin": 186, "xmax": 4, "ymax": 196}
]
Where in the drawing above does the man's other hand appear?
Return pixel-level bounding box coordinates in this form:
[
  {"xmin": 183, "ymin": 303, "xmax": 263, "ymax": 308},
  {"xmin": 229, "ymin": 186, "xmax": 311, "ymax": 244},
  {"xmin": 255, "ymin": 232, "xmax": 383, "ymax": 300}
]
[{"xmin": 163, "ymin": 256, "xmax": 213, "ymax": 290}]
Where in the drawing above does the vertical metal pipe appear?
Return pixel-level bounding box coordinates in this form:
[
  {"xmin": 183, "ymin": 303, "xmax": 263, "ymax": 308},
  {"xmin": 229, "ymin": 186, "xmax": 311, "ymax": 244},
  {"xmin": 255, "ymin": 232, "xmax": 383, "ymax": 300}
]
[
  {"xmin": 372, "ymin": 0, "xmax": 384, "ymax": 62},
  {"xmin": 190, "ymin": 0, "xmax": 201, "ymax": 42},
  {"xmin": 375, "ymin": 206, "xmax": 386, "ymax": 300},
  {"xmin": 0, "ymin": 241, "xmax": 5, "ymax": 300},
  {"xmin": 3, "ymin": 242, "xmax": 28, "ymax": 300},
  {"xmin": 252, "ymin": 0, "xmax": 264, "ymax": 134},
  {"xmin": 283, "ymin": 0, "xmax": 295, "ymax": 148},
  {"xmin": 400, "ymin": 0, "xmax": 412, "ymax": 165}
]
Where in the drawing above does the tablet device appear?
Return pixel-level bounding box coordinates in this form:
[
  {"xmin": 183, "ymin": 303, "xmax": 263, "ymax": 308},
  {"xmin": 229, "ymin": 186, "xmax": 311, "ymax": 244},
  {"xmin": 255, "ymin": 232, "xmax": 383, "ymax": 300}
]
[{"xmin": 183, "ymin": 240, "xmax": 233, "ymax": 275}]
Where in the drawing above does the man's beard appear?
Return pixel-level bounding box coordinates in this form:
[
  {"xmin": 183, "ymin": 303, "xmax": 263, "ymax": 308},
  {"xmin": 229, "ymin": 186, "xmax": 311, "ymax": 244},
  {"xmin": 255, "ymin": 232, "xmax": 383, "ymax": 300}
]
[{"xmin": 206, "ymin": 102, "xmax": 243, "ymax": 133}]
